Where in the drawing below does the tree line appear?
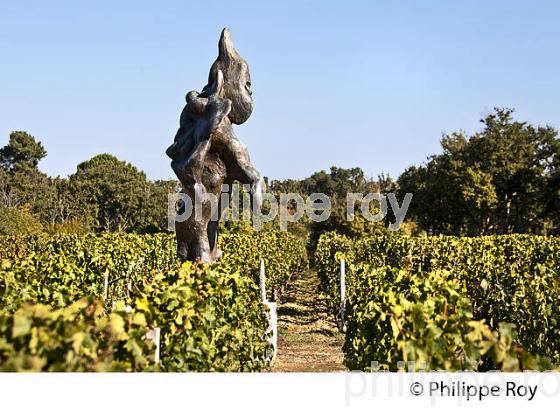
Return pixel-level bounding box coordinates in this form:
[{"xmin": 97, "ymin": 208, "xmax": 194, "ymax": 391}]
[
  {"xmin": 268, "ymin": 108, "xmax": 560, "ymax": 240},
  {"xmin": 1, "ymin": 107, "xmax": 558, "ymax": 237},
  {"xmin": 398, "ymin": 108, "xmax": 559, "ymax": 235},
  {"xmin": 0, "ymin": 131, "xmax": 178, "ymax": 234}
]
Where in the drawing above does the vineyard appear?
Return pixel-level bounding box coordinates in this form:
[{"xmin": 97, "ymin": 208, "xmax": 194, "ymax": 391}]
[
  {"xmin": 0, "ymin": 231, "xmax": 307, "ymax": 371},
  {"xmin": 314, "ymin": 233, "xmax": 560, "ymax": 371},
  {"xmin": 1, "ymin": 230, "xmax": 559, "ymax": 372}
]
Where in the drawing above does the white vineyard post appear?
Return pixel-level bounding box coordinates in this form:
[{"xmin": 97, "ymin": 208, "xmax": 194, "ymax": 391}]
[
  {"xmin": 259, "ymin": 259, "xmax": 267, "ymax": 302},
  {"xmin": 259, "ymin": 259, "xmax": 278, "ymax": 362},
  {"xmin": 338, "ymin": 259, "xmax": 346, "ymax": 332},
  {"xmin": 145, "ymin": 327, "xmax": 161, "ymax": 364},
  {"xmin": 265, "ymin": 301, "xmax": 278, "ymax": 362},
  {"xmin": 103, "ymin": 273, "xmax": 109, "ymax": 301}
]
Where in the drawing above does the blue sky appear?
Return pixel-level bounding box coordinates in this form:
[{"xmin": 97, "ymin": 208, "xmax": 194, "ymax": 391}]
[{"xmin": 1, "ymin": 0, "xmax": 559, "ymax": 181}]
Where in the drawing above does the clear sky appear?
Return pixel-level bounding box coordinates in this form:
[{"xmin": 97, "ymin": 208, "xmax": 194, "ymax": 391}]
[{"xmin": 1, "ymin": 0, "xmax": 559, "ymax": 182}]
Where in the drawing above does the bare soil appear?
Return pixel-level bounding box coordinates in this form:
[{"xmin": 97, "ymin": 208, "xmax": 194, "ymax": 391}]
[{"xmin": 269, "ymin": 270, "xmax": 346, "ymax": 372}]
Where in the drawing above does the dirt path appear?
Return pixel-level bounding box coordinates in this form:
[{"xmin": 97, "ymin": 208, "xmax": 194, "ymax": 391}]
[{"xmin": 270, "ymin": 270, "xmax": 346, "ymax": 372}]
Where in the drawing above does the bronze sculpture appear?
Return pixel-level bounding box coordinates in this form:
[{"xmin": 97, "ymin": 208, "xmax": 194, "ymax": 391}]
[{"xmin": 166, "ymin": 28, "xmax": 263, "ymax": 262}]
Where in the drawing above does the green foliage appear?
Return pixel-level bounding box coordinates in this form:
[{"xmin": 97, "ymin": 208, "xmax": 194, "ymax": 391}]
[
  {"xmin": 313, "ymin": 231, "xmax": 353, "ymax": 302},
  {"xmin": 269, "ymin": 167, "xmax": 391, "ymax": 248},
  {"xmin": 315, "ymin": 232, "xmax": 560, "ymax": 370},
  {"xmin": 69, "ymin": 154, "xmax": 156, "ymax": 232},
  {"xmin": 398, "ymin": 108, "xmax": 560, "ymax": 235},
  {"xmin": 343, "ymin": 267, "xmax": 551, "ymax": 371},
  {"xmin": 0, "ymin": 297, "xmax": 155, "ymax": 371},
  {"xmin": 220, "ymin": 230, "xmax": 308, "ymax": 299},
  {"xmin": 0, "ymin": 132, "xmax": 178, "ymax": 233},
  {"xmin": 0, "ymin": 131, "xmax": 46, "ymax": 172},
  {"xmin": 0, "ymin": 134, "xmax": 57, "ymax": 223},
  {"xmin": 144, "ymin": 179, "xmax": 180, "ymax": 233},
  {"xmin": 0, "ymin": 231, "xmax": 307, "ymax": 371},
  {"xmin": 0, "ymin": 206, "xmax": 43, "ymax": 235},
  {"xmin": 133, "ymin": 263, "xmax": 271, "ymax": 371},
  {"xmin": 0, "ymin": 233, "xmax": 177, "ymax": 312},
  {"xmin": 0, "ymin": 231, "xmax": 307, "ymax": 310},
  {"xmin": 43, "ymin": 219, "xmax": 91, "ymax": 235}
]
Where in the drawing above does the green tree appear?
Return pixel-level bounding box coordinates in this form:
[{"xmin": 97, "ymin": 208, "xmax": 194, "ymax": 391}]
[
  {"xmin": 0, "ymin": 131, "xmax": 46, "ymax": 172},
  {"xmin": 271, "ymin": 166, "xmax": 386, "ymax": 246},
  {"xmin": 69, "ymin": 154, "xmax": 154, "ymax": 232},
  {"xmin": 0, "ymin": 131, "xmax": 56, "ymax": 222},
  {"xmin": 144, "ymin": 179, "xmax": 180, "ymax": 233},
  {"xmin": 398, "ymin": 108, "xmax": 560, "ymax": 235},
  {"xmin": 0, "ymin": 205, "xmax": 43, "ymax": 235}
]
